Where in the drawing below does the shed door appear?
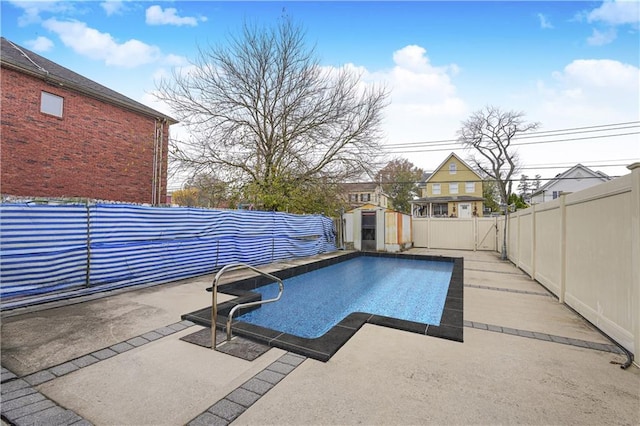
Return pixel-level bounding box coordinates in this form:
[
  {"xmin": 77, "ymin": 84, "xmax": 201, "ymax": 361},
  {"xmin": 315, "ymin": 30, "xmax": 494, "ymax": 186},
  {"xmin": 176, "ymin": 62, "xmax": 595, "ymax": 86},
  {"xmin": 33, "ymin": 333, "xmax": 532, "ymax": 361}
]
[{"xmin": 361, "ymin": 211, "xmax": 376, "ymax": 251}]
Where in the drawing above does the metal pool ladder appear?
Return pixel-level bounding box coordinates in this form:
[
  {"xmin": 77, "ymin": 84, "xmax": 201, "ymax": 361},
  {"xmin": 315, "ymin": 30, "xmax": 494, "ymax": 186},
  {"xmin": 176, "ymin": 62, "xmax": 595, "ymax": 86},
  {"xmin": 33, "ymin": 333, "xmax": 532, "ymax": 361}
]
[{"xmin": 211, "ymin": 263, "xmax": 284, "ymax": 349}]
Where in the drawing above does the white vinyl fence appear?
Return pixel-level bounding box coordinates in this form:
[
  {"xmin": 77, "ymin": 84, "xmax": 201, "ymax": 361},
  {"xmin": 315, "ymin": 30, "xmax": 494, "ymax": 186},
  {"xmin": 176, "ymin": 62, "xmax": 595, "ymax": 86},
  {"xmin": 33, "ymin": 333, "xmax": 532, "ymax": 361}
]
[
  {"xmin": 410, "ymin": 164, "xmax": 639, "ymax": 357},
  {"xmin": 506, "ymin": 164, "xmax": 639, "ymax": 356},
  {"xmin": 413, "ymin": 217, "xmax": 498, "ymax": 251}
]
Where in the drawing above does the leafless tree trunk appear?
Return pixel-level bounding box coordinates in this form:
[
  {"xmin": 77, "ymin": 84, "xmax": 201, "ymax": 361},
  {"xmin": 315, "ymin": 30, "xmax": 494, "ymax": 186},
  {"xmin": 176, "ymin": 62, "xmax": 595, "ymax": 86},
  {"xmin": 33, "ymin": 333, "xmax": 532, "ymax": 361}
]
[
  {"xmin": 154, "ymin": 18, "xmax": 389, "ymax": 212},
  {"xmin": 457, "ymin": 106, "xmax": 540, "ymax": 259}
]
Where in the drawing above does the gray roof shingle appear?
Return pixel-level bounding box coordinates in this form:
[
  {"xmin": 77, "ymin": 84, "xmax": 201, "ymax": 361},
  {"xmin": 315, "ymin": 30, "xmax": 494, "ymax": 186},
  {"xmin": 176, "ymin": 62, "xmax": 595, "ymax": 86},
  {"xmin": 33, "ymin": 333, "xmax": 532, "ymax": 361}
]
[{"xmin": 1, "ymin": 37, "xmax": 177, "ymax": 124}]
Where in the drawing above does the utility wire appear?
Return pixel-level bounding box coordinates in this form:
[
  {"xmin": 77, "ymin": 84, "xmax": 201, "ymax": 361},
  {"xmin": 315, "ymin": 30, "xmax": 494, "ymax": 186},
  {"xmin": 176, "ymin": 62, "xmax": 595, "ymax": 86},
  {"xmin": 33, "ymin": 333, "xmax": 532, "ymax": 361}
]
[
  {"xmin": 383, "ymin": 121, "xmax": 640, "ymax": 148},
  {"xmin": 382, "ymin": 131, "xmax": 639, "ymax": 154}
]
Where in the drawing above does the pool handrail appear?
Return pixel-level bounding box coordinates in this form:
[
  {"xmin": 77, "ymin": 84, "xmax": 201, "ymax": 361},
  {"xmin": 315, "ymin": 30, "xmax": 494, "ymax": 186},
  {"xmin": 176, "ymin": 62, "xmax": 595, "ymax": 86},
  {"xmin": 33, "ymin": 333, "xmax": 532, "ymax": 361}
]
[{"xmin": 211, "ymin": 263, "xmax": 284, "ymax": 349}]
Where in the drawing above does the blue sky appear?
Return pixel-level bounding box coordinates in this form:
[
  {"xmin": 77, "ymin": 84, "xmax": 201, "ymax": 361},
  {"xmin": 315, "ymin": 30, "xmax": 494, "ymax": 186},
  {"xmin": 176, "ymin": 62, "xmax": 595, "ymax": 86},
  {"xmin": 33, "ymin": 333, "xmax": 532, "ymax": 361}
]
[{"xmin": 2, "ymin": 1, "xmax": 639, "ymax": 190}]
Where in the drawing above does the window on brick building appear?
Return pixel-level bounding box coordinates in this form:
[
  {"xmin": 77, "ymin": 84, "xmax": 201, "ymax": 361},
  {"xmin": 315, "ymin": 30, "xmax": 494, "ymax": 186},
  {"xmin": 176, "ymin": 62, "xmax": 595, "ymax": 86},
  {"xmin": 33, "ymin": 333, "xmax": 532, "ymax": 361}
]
[{"xmin": 41, "ymin": 92, "xmax": 63, "ymax": 117}]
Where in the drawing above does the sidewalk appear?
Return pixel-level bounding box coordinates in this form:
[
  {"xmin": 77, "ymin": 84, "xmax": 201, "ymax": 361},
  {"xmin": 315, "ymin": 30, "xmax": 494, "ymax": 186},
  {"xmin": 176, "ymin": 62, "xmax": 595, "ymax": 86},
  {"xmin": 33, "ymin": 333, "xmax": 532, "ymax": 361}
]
[{"xmin": 2, "ymin": 249, "xmax": 638, "ymax": 425}]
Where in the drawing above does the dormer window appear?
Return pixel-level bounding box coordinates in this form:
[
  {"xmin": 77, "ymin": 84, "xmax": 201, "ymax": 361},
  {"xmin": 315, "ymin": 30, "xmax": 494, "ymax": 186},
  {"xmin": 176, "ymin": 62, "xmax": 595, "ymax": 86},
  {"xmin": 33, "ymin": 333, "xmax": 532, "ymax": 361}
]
[{"xmin": 449, "ymin": 163, "xmax": 457, "ymax": 174}]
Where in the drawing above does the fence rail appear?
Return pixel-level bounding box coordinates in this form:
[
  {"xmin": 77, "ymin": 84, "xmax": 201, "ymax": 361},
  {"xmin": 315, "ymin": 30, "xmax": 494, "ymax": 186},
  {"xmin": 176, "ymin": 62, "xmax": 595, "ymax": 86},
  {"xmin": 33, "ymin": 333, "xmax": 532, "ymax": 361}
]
[{"xmin": 0, "ymin": 203, "xmax": 336, "ymax": 310}]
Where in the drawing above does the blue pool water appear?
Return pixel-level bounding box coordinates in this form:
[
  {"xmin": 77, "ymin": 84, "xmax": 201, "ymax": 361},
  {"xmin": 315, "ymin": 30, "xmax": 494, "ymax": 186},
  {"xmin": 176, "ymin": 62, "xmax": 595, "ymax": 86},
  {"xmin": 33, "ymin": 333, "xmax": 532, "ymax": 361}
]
[{"xmin": 237, "ymin": 256, "xmax": 453, "ymax": 339}]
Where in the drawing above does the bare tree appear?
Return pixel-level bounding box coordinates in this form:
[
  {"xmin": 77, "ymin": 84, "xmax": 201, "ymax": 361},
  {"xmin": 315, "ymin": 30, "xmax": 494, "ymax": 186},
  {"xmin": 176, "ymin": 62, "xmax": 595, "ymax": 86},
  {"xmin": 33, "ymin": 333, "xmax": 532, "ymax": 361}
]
[
  {"xmin": 457, "ymin": 106, "xmax": 540, "ymax": 259},
  {"xmin": 154, "ymin": 18, "xmax": 389, "ymax": 212}
]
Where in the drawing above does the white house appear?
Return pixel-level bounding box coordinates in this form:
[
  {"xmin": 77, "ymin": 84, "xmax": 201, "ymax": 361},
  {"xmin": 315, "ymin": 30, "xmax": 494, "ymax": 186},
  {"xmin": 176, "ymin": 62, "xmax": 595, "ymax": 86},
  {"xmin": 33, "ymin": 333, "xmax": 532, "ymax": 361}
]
[{"xmin": 530, "ymin": 164, "xmax": 611, "ymax": 204}]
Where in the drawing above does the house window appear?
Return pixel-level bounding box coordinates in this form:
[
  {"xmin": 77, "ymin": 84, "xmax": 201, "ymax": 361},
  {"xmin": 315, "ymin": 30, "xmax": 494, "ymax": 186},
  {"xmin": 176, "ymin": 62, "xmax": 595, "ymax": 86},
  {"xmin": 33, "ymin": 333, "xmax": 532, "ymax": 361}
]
[
  {"xmin": 450, "ymin": 183, "xmax": 459, "ymax": 194},
  {"xmin": 465, "ymin": 182, "xmax": 475, "ymax": 193},
  {"xmin": 433, "ymin": 203, "xmax": 448, "ymax": 217},
  {"xmin": 350, "ymin": 194, "xmax": 358, "ymax": 202},
  {"xmin": 552, "ymin": 191, "xmax": 559, "ymax": 199},
  {"xmin": 360, "ymin": 193, "xmax": 371, "ymax": 202},
  {"xmin": 449, "ymin": 163, "xmax": 457, "ymax": 174},
  {"xmin": 41, "ymin": 92, "xmax": 63, "ymax": 117},
  {"xmin": 432, "ymin": 183, "xmax": 441, "ymax": 195}
]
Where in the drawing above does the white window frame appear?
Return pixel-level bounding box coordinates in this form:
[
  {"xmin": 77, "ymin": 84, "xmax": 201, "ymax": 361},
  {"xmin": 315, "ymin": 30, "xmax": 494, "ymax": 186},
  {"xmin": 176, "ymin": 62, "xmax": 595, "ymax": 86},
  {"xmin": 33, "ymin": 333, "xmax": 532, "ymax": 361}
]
[
  {"xmin": 465, "ymin": 182, "xmax": 475, "ymax": 193},
  {"xmin": 449, "ymin": 163, "xmax": 457, "ymax": 174},
  {"xmin": 450, "ymin": 183, "xmax": 459, "ymax": 194},
  {"xmin": 432, "ymin": 183, "xmax": 441, "ymax": 195},
  {"xmin": 41, "ymin": 91, "xmax": 64, "ymax": 117},
  {"xmin": 433, "ymin": 203, "xmax": 448, "ymax": 216}
]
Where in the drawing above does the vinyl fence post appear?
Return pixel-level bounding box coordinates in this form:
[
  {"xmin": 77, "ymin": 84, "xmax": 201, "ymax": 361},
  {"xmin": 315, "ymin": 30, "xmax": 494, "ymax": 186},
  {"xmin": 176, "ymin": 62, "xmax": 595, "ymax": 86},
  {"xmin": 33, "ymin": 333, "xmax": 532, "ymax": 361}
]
[
  {"xmin": 559, "ymin": 194, "xmax": 566, "ymax": 304},
  {"xmin": 531, "ymin": 204, "xmax": 537, "ymax": 280}
]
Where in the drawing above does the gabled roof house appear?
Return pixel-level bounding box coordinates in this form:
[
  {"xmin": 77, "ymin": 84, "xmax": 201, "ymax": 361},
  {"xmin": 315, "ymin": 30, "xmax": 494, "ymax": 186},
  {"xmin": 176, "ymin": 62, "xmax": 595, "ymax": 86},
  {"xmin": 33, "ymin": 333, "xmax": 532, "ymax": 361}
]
[
  {"xmin": 0, "ymin": 37, "xmax": 177, "ymax": 205},
  {"xmin": 530, "ymin": 164, "xmax": 611, "ymax": 204},
  {"xmin": 341, "ymin": 182, "xmax": 389, "ymax": 210},
  {"xmin": 410, "ymin": 152, "xmax": 485, "ymax": 218}
]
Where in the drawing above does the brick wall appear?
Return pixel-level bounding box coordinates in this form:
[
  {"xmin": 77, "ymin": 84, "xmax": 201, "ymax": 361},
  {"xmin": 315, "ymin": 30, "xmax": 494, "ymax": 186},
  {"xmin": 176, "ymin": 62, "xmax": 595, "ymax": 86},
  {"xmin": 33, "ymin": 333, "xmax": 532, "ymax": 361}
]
[{"xmin": 1, "ymin": 67, "xmax": 169, "ymax": 204}]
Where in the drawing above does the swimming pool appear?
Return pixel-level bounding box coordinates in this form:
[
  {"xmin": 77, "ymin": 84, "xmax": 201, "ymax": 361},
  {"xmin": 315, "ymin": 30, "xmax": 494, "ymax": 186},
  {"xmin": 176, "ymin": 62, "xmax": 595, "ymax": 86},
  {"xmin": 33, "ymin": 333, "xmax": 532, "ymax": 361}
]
[
  {"xmin": 237, "ymin": 256, "xmax": 453, "ymax": 338},
  {"xmin": 183, "ymin": 252, "xmax": 464, "ymax": 361}
]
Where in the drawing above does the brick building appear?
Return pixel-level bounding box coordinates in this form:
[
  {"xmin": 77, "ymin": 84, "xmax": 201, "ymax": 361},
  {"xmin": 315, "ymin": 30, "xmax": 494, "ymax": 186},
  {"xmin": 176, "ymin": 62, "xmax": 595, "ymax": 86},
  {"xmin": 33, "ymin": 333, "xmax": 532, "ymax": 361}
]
[{"xmin": 0, "ymin": 37, "xmax": 177, "ymax": 205}]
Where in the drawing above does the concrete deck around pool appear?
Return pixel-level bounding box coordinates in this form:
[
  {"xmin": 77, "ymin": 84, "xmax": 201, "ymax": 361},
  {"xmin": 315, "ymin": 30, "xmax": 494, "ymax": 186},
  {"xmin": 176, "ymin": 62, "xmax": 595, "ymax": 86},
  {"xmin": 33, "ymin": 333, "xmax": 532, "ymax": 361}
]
[{"xmin": 1, "ymin": 249, "xmax": 639, "ymax": 425}]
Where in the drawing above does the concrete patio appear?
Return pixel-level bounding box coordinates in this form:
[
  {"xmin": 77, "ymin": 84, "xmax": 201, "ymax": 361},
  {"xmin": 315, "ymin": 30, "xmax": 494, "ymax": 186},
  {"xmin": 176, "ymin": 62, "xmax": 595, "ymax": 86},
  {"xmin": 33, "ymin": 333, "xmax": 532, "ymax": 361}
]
[{"xmin": 2, "ymin": 248, "xmax": 639, "ymax": 425}]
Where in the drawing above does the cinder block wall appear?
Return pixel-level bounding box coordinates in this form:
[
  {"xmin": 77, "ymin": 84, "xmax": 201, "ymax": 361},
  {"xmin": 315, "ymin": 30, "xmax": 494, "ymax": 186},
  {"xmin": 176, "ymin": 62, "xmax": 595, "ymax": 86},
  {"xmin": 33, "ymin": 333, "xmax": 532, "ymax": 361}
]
[{"xmin": 1, "ymin": 68, "xmax": 168, "ymax": 204}]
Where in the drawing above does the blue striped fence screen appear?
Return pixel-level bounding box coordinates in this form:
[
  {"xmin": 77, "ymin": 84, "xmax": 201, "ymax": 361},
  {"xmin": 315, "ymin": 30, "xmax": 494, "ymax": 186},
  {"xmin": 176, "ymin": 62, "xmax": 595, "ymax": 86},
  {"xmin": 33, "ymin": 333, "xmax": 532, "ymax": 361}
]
[{"xmin": 1, "ymin": 203, "xmax": 337, "ymax": 309}]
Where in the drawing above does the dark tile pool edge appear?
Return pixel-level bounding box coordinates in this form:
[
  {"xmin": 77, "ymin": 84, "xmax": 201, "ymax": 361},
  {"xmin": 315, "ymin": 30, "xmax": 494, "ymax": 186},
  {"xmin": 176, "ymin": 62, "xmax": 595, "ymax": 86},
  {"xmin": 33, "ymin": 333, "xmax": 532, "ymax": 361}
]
[{"xmin": 182, "ymin": 252, "xmax": 464, "ymax": 362}]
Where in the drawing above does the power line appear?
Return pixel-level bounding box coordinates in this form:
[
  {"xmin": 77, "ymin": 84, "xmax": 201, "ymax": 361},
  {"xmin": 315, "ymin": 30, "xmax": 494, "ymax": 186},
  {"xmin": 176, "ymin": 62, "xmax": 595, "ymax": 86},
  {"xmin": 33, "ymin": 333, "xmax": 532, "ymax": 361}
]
[
  {"xmin": 383, "ymin": 120, "xmax": 640, "ymax": 148},
  {"xmin": 382, "ymin": 131, "xmax": 639, "ymax": 154}
]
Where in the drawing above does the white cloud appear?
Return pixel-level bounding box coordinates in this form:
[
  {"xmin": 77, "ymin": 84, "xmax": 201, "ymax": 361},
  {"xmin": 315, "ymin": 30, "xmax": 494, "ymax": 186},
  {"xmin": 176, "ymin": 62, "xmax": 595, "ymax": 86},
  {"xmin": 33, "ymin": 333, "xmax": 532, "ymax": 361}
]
[
  {"xmin": 164, "ymin": 53, "xmax": 189, "ymax": 66},
  {"xmin": 538, "ymin": 59, "xmax": 639, "ymax": 124},
  {"xmin": 537, "ymin": 13, "xmax": 553, "ymax": 29},
  {"xmin": 145, "ymin": 5, "xmax": 206, "ymax": 27},
  {"xmin": 557, "ymin": 59, "xmax": 638, "ymax": 89},
  {"xmin": 577, "ymin": 1, "xmax": 639, "ymax": 46},
  {"xmin": 8, "ymin": 0, "xmax": 75, "ymax": 26},
  {"xmin": 508, "ymin": 58, "xmax": 640, "ymax": 178},
  {"xmin": 587, "ymin": 28, "xmax": 618, "ymax": 45},
  {"xmin": 362, "ymin": 45, "xmax": 467, "ymax": 144},
  {"xmin": 587, "ymin": 0, "xmax": 640, "ymax": 26},
  {"xmin": 385, "ymin": 45, "xmax": 465, "ymax": 112},
  {"xmin": 25, "ymin": 36, "xmax": 54, "ymax": 52},
  {"xmin": 101, "ymin": 1, "xmax": 126, "ymax": 16},
  {"xmin": 42, "ymin": 18, "xmax": 162, "ymax": 68}
]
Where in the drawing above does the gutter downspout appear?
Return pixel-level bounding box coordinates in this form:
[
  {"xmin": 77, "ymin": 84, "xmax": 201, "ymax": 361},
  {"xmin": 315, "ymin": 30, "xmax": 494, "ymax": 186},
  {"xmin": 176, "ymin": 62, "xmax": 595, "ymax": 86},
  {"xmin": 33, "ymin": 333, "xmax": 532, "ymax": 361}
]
[{"xmin": 152, "ymin": 120, "xmax": 158, "ymax": 205}]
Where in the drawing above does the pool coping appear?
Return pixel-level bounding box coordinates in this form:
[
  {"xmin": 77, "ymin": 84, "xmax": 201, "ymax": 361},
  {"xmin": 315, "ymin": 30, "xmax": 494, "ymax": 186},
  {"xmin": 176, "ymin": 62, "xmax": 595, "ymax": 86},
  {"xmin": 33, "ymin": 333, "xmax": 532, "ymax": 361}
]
[{"xmin": 182, "ymin": 251, "xmax": 464, "ymax": 362}]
